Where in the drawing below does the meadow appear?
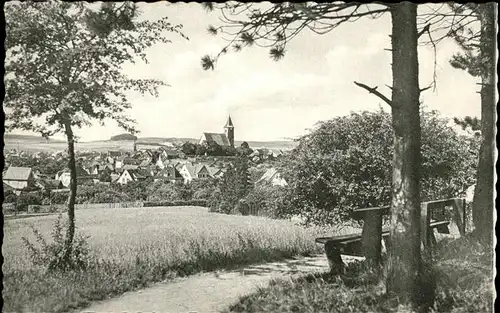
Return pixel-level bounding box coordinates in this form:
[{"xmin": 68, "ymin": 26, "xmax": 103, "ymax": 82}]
[{"xmin": 3, "ymin": 206, "xmax": 329, "ymax": 313}]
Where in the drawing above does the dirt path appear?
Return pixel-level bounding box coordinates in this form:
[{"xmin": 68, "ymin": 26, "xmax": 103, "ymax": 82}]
[{"xmin": 80, "ymin": 254, "xmax": 361, "ymax": 313}]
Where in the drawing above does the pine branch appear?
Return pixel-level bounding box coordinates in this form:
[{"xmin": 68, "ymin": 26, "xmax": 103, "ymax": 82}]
[
  {"xmin": 417, "ymin": 23, "xmax": 430, "ymax": 39},
  {"xmin": 354, "ymin": 81, "xmax": 394, "ymax": 108}
]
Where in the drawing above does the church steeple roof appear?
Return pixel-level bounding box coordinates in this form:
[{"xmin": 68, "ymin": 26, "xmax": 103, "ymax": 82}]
[{"xmin": 224, "ymin": 115, "xmax": 234, "ymax": 128}]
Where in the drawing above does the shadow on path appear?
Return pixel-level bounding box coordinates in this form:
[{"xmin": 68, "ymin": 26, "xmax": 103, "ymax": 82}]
[{"xmin": 80, "ymin": 254, "xmax": 366, "ymax": 313}]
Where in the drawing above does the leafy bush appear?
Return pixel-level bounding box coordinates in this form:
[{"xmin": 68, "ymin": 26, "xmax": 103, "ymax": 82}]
[
  {"xmin": 30, "ymin": 205, "xmax": 42, "ymax": 213},
  {"xmin": 50, "ymin": 190, "xmax": 70, "ymax": 204},
  {"xmin": 279, "ymin": 109, "xmax": 479, "ymax": 226},
  {"xmin": 75, "ymin": 183, "xmax": 132, "ymax": 204},
  {"xmin": 22, "ymin": 215, "xmax": 91, "ymax": 272},
  {"xmin": 16, "ymin": 191, "xmax": 42, "ymax": 212},
  {"xmin": 191, "ymin": 178, "xmax": 218, "ymax": 199},
  {"xmin": 243, "ymin": 183, "xmax": 290, "ymax": 217},
  {"xmin": 3, "ymin": 190, "xmax": 17, "ymax": 203},
  {"xmin": 146, "ymin": 180, "xmax": 194, "ymax": 202}
]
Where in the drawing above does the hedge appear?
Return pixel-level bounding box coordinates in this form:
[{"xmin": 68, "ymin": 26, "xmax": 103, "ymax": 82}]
[{"xmin": 143, "ymin": 199, "xmax": 208, "ymax": 207}]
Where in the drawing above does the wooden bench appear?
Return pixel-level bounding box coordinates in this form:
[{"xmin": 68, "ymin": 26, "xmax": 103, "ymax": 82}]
[{"xmin": 316, "ymin": 198, "xmax": 466, "ymax": 273}]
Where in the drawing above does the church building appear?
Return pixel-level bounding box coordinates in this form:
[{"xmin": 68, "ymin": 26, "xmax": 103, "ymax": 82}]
[{"xmin": 199, "ymin": 116, "xmax": 235, "ymax": 148}]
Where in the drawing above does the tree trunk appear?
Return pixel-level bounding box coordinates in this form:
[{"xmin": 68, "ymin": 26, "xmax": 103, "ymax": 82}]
[
  {"xmin": 63, "ymin": 121, "xmax": 77, "ymax": 262},
  {"xmin": 472, "ymin": 3, "xmax": 496, "ymax": 245},
  {"xmin": 386, "ymin": 2, "xmax": 427, "ymax": 307}
]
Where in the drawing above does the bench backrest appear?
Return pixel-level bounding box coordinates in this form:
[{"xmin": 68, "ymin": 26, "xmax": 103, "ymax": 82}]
[{"xmin": 350, "ymin": 197, "xmax": 466, "ymax": 235}]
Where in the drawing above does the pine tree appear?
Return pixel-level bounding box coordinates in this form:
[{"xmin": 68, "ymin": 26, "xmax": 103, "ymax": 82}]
[{"xmin": 448, "ymin": 3, "xmax": 496, "ymax": 244}]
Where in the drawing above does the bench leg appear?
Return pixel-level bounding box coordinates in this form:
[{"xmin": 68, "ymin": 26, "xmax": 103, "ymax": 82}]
[
  {"xmin": 325, "ymin": 241, "xmax": 344, "ymax": 274},
  {"xmin": 429, "ymin": 229, "xmax": 437, "ymax": 246},
  {"xmin": 382, "ymin": 237, "xmax": 390, "ymax": 254},
  {"xmin": 361, "ymin": 210, "xmax": 383, "ymax": 265}
]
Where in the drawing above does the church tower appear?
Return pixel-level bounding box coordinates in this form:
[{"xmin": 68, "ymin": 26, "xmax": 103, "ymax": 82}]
[{"xmin": 224, "ymin": 115, "xmax": 235, "ymax": 148}]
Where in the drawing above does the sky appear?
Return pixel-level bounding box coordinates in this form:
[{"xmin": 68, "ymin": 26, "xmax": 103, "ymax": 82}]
[{"xmin": 8, "ymin": 2, "xmax": 482, "ymax": 142}]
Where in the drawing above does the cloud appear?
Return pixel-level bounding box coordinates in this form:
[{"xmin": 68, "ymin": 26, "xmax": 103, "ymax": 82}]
[{"xmin": 9, "ymin": 4, "xmax": 482, "ymax": 142}]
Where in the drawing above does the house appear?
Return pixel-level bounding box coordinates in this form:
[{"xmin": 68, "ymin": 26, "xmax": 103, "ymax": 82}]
[
  {"xmin": 160, "ymin": 148, "xmax": 180, "ymax": 159},
  {"xmin": 199, "ymin": 116, "xmax": 235, "ymax": 148},
  {"xmin": 139, "ymin": 158, "xmax": 154, "ymax": 168},
  {"xmin": 87, "ymin": 161, "xmax": 100, "ymax": 175},
  {"xmin": 3, "ymin": 182, "xmax": 15, "ymax": 193},
  {"xmin": 56, "ymin": 165, "xmax": 91, "ymax": 187},
  {"xmin": 269, "ymin": 149, "xmax": 285, "ymax": 158},
  {"xmin": 88, "ymin": 162, "xmax": 115, "ymax": 175},
  {"xmin": 116, "ymin": 168, "xmax": 152, "ymax": 185},
  {"xmin": 35, "ymin": 178, "xmax": 64, "ymax": 191},
  {"xmin": 178, "ymin": 163, "xmax": 219, "ymax": 183},
  {"xmin": 120, "ymin": 164, "xmax": 139, "ymax": 172},
  {"xmin": 116, "ymin": 169, "xmax": 136, "ymax": 185},
  {"xmin": 255, "ymin": 168, "xmax": 288, "ymax": 186},
  {"xmin": 122, "ymin": 156, "xmax": 140, "ymax": 166},
  {"xmin": 208, "ymin": 166, "xmax": 225, "ymax": 178},
  {"xmin": 108, "ymin": 154, "xmax": 135, "ymax": 170},
  {"xmin": 110, "ymin": 173, "xmax": 120, "ymax": 183},
  {"xmin": 154, "ymin": 165, "xmax": 183, "ymax": 183},
  {"xmin": 114, "ymin": 158, "xmax": 123, "ymax": 169},
  {"xmin": 108, "ymin": 151, "xmax": 121, "ymax": 158},
  {"xmin": 3, "ymin": 167, "xmax": 35, "ymax": 191}
]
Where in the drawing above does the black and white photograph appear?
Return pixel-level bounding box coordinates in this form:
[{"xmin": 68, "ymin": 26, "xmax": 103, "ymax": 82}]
[{"xmin": 2, "ymin": 2, "xmax": 496, "ymax": 313}]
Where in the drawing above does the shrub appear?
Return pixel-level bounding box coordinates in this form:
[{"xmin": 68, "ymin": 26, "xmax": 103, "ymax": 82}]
[
  {"xmin": 279, "ymin": 109, "xmax": 479, "ymax": 226},
  {"xmin": 16, "ymin": 191, "xmax": 42, "ymax": 212},
  {"xmin": 22, "ymin": 214, "xmax": 91, "ymax": 272},
  {"xmin": 4, "ymin": 190, "xmax": 17, "ymax": 203},
  {"xmin": 75, "ymin": 183, "xmax": 132, "ymax": 204},
  {"xmin": 243, "ymin": 183, "xmax": 290, "ymax": 217},
  {"xmin": 30, "ymin": 205, "xmax": 42, "ymax": 213},
  {"xmin": 191, "ymin": 178, "xmax": 218, "ymax": 200},
  {"xmin": 50, "ymin": 190, "xmax": 70, "ymax": 204}
]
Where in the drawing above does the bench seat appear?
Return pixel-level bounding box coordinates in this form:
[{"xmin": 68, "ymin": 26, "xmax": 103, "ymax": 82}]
[{"xmin": 316, "ymin": 220, "xmax": 450, "ymax": 250}]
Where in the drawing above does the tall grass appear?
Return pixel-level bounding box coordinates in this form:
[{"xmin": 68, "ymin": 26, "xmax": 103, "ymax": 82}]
[{"xmin": 3, "ymin": 206, "xmax": 325, "ymax": 313}]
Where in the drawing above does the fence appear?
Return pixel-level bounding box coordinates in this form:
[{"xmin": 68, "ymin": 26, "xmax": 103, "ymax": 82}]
[{"xmin": 27, "ymin": 201, "xmax": 144, "ymax": 213}]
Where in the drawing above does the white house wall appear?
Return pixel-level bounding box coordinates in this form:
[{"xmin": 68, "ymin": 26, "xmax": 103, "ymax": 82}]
[{"xmin": 4, "ymin": 180, "xmax": 28, "ymax": 190}]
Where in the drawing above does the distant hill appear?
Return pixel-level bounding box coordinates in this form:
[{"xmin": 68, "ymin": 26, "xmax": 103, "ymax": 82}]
[
  {"xmin": 110, "ymin": 133, "xmax": 137, "ymax": 141},
  {"xmin": 236, "ymin": 141, "xmax": 298, "ymax": 150},
  {"xmin": 4, "ymin": 134, "xmax": 65, "ymax": 143},
  {"xmin": 137, "ymin": 138, "xmax": 297, "ymax": 150},
  {"xmin": 4, "ymin": 133, "xmax": 298, "ymax": 153},
  {"xmin": 139, "ymin": 137, "xmax": 199, "ymax": 144}
]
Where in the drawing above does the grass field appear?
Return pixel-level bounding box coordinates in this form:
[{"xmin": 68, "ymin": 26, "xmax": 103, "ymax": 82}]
[{"xmin": 2, "ymin": 206, "xmax": 327, "ymax": 313}]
